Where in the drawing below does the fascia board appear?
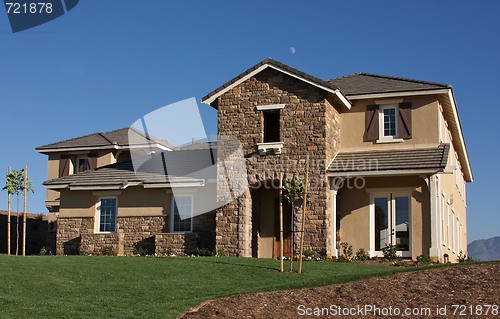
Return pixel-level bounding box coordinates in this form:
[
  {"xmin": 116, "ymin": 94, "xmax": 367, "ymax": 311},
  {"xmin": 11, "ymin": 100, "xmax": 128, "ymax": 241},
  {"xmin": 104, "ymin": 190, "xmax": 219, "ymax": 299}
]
[
  {"xmin": 69, "ymin": 185, "xmax": 125, "ymax": 191},
  {"xmin": 143, "ymin": 179, "xmax": 205, "ymax": 188},
  {"xmin": 327, "ymin": 168, "xmax": 440, "ymax": 178},
  {"xmin": 202, "ymin": 63, "xmax": 352, "ymax": 110},
  {"xmin": 346, "ymin": 89, "xmax": 450, "ymax": 100},
  {"xmin": 43, "ymin": 184, "xmax": 69, "ymax": 190},
  {"xmin": 36, "ymin": 145, "xmax": 119, "ymax": 154},
  {"xmin": 446, "ymin": 90, "xmax": 473, "ymax": 182},
  {"xmin": 202, "ymin": 64, "xmax": 269, "ymax": 105}
]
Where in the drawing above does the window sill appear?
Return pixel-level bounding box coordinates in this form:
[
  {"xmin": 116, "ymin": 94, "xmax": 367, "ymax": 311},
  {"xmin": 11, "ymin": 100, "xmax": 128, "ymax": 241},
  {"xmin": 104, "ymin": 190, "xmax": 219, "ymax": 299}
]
[
  {"xmin": 376, "ymin": 138, "xmax": 404, "ymax": 144},
  {"xmin": 257, "ymin": 142, "xmax": 284, "ymax": 155}
]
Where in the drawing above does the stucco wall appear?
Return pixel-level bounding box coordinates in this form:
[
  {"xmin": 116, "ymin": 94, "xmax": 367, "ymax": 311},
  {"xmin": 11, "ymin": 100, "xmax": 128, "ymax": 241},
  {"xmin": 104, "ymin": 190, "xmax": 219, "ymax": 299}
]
[
  {"xmin": 338, "ymin": 176, "xmax": 429, "ymax": 260},
  {"xmin": 340, "ymin": 96, "xmax": 440, "ymax": 152}
]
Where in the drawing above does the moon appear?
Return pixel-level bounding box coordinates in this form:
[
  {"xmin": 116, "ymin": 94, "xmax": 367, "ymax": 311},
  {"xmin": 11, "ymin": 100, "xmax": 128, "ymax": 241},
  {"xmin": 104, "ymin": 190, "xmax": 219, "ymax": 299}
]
[{"xmin": 290, "ymin": 47, "xmax": 296, "ymax": 54}]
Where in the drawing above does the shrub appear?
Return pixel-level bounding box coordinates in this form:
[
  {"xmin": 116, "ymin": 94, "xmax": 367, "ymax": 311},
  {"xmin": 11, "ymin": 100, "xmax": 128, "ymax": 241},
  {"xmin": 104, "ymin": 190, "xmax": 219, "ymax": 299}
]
[
  {"xmin": 196, "ymin": 247, "xmax": 213, "ymax": 256},
  {"xmin": 457, "ymin": 250, "xmax": 473, "ymax": 263},
  {"xmin": 355, "ymin": 248, "xmax": 370, "ymax": 261},
  {"xmin": 216, "ymin": 246, "xmax": 228, "ymax": 257},
  {"xmin": 101, "ymin": 246, "xmax": 115, "ymax": 256},
  {"xmin": 77, "ymin": 244, "xmax": 87, "ymax": 256},
  {"xmin": 133, "ymin": 246, "xmax": 148, "ymax": 256},
  {"xmin": 38, "ymin": 246, "xmax": 47, "ymax": 256},
  {"xmin": 417, "ymin": 254, "xmax": 433, "ymax": 264},
  {"xmin": 303, "ymin": 248, "xmax": 316, "ymax": 257},
  {"xmin": 340, "ymin": 242, "xmax": 353, "ymax": 260},
  {"xmin": 381, "ymin": 244, "xmax": 398, "ymax": 261}
]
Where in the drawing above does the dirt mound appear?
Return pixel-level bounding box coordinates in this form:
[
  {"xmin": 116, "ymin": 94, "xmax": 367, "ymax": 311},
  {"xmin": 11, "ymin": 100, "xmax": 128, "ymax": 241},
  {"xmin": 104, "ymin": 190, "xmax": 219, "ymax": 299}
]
[{"xmin": 182, "ymin": 263, "xmax": 500, "ymax": 318}]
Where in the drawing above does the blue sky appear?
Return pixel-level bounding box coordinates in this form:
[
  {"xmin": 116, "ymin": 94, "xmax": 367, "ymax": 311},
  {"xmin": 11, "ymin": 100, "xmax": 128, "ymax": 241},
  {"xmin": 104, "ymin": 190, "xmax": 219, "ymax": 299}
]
[{"xmin": 0, "ymin": 1, "xmax": 498, "ymax": 243}]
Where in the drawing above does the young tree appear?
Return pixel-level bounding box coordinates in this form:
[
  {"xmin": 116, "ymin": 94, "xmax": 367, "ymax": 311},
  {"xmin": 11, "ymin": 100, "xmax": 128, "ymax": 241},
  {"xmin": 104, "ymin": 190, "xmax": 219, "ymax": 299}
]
[
  {"xmin": 282, "ymin": 177, "xmax": 305, "ymax": 272},
  {"xmin": 3, "ymin": 169, "xmax": 34, "ymax": 255}
]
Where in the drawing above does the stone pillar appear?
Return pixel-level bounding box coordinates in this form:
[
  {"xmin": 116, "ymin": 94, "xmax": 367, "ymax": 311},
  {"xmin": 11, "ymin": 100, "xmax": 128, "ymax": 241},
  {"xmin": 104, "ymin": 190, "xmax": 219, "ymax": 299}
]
[{"xmin": 237, "ymin": 188, "xmax": 251, "ymax": 257}]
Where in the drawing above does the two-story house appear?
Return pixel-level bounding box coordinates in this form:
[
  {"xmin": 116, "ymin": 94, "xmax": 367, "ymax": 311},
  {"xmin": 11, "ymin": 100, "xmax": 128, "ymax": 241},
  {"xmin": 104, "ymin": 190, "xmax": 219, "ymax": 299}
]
[
  {"xmin": 201, "ymin": 58, "xmax": 471, "ymax": 261},
  {"xmin": 39, "ymin": 58, "xmax": 472, "ymax": 262}
]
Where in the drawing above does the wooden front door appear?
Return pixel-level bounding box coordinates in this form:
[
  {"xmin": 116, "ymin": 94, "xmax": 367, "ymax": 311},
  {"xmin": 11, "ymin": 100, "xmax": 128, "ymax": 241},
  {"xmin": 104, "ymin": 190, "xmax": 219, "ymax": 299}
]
[{"xmin": 274, "ymin": 198, "xmax": 292, "ymax": 258}]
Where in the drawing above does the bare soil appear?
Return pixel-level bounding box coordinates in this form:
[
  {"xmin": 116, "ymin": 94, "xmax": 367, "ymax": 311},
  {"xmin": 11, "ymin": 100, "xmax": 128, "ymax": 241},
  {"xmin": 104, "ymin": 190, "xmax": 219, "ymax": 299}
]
[{"xmin": 181, "ymin": 262, "xmax": 500, "ymax": 318}]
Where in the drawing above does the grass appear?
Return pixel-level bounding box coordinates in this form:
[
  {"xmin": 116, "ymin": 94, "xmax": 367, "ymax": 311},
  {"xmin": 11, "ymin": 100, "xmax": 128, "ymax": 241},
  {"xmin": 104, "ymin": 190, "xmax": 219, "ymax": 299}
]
[{"xmin": 0, "ymin": 255, "xmax": 466, "ymax": 319}]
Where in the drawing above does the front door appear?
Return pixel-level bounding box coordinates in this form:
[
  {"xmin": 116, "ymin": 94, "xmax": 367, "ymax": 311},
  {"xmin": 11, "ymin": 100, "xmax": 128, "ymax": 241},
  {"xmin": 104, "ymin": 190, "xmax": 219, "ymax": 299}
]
[{"xmin": 372, "ymin": 194, "xmax": 411, "ymax": 258}]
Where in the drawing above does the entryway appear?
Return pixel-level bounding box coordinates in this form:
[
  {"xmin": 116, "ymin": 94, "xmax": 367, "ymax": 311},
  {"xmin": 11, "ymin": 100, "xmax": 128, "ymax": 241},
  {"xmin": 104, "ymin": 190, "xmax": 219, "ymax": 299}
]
[{"xmin": 372, "ymin": 193, "xmax": 411, "ymax": 258}]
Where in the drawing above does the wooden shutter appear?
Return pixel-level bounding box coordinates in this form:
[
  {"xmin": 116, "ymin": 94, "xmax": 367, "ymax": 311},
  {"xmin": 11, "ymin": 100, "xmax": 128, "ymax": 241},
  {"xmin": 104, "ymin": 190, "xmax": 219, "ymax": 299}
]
[
  {"xmin": 398, "ymin": 102, "xmax": 412, "ymax": 139},
  {"xmin": 59, "ymin": 154, "xmax": 70, "ymax": 177},
  {"xmin": 365, "ymin": 105, "xmax": 379, "ymax": 141},
  {"xmin": 87, "ymin": 153, "xmax": 98, "ymax": 170}
]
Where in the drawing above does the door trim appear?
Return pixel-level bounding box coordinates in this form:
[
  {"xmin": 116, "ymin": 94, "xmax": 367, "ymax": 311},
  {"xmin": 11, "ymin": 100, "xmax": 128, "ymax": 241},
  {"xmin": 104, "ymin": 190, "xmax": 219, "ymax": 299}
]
[{"xmin": 369, "ymin": 191, "xmax": 412, "ymax": 258}]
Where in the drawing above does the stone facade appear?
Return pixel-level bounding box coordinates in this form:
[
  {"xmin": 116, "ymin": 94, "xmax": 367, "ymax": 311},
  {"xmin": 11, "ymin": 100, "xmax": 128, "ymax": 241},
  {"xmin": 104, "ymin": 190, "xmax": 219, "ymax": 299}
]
[
  {"xmin": 216, "ymin": 68, "xmax": 342, "ymax": 257},
  {"xmin": 155, "ymin": 233, "xmax": 199, "ymax": 255},
  {"xmin": 57, "ymin": 212, "xmax": 215, "ymax": 255},
  {"xmin": 56, "ymin": 217, "xmax": 94, "ymax": 255}
]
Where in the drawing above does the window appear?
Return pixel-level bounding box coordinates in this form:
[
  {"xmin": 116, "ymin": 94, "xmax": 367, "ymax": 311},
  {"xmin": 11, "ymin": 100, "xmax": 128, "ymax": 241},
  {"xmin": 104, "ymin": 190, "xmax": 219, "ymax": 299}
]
[
  {"xmin": 256, "ymin": 104, "xmax": 284, "ymax": 155},
  {"xmin": 78, "ymin": 158, "xmax": 88, "ymax": 173},
  {"xmin": 456, "ymin": 217, "xmax": 460, "ymax": 253},
  {"xmin": 365, "ymin": 102, "xmax": 412, "ymax": 142},
  {"xmin": 382, "ymin": 107, "xmax": 397, "ymax": 137},
  {"xmin": 98, "ymin": 198, "xmax": 117, "ymax": 233},
  {"xmin": 172, "ymin": 196, "xmax": 193, "ymax": 232},
  {"xmin": 263, "ymin": 111, "xmax": 280, "ymax": 143}
]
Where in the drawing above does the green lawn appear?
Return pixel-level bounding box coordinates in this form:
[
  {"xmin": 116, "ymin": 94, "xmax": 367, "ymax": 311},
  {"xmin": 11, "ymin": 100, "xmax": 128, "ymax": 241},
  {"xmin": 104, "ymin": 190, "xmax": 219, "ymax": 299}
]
[{"xmin": 0, "ymin": 255, "xmax": 459, "ymax": 319}]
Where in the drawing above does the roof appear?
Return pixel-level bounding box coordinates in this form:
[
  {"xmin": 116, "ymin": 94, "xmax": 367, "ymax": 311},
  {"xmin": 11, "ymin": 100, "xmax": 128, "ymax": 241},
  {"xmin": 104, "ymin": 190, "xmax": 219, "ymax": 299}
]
[
  {"xmin": 36, "ymin": 127, "xmax": 177, "ymax": 153},
  {"xmin": 328, "ymin": 73, "xmax": 452, "ymax": 96},
  {"xmin": 328, "ymin": 144, "xmax": 450, "ymax": 176},
  {"xmin": 44, "ymin": 147, "xmax": 217, "ymax": 189},
  {"xmin": 180, "ymin": 141, "xmax": 218, "ymax": 150},
  {"xmin": 201, "ymin": 58, "xmax": 351, "ymax": 110}
]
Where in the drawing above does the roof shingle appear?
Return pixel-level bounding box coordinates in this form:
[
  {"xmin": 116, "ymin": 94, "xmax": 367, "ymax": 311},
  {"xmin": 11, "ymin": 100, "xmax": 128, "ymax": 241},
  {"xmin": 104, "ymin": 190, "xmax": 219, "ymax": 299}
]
[
  {"xmin": 44, "ymin": 147, "xmax": 217, "ymax": 187},
  {"xmin": 328, "ymin": 144, "xmax": 450, "ymax": 174},
  {"xmin": 328, "ymin": 73, "xmax": 451, "ymax": 96},
  {"xmin": 36, "ymin": 127, "xmax": 176, "ymax": 152}
]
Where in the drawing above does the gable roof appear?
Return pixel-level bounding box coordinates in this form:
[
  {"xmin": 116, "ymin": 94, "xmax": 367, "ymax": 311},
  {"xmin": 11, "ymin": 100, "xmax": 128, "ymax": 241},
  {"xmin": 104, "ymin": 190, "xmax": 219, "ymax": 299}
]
[
  {"xmin": 36, "ymin": 127, "xmax": 177, "ymax": 153},
  {"xmin": 328, "ymin": 73, "xmax": 452, "ymax": 97},
  {"xmin": 201, "ymin": 58, "xmax": 352, "ymax": 110},
  {"xmin": 328, "ymin": 144, "xmax": 450, "ymax": 176},
  {"xmin": 43, "ymin": 147, "xmax": 217, "ymax": 190}
]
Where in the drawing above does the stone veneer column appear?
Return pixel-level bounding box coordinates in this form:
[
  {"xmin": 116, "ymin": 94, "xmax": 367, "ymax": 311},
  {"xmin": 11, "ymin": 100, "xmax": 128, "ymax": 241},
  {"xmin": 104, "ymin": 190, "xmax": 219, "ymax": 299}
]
[{"xmin": 237, "ymin": 188, "xmax": 251, "ymax": 257}]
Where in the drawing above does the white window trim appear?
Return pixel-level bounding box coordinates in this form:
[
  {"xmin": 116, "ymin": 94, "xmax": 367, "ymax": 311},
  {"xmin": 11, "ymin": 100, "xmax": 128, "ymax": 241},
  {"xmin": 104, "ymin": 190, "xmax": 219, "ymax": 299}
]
[
  {"xmin": 171, "ymin": 194, "xmax": 194, "ymax": 233},
  {"xmin": 376, "ymin": 104, "xmax": 403, "ymax": 143},
  {"xmin": 256, "ymin": 104, "xmax": 285, "ymax": 111},
  {"xmin": 447, "ymin": 200, "xmax": 450, "ymax": 249},
  {"xmin": 95, "ymin": 196, "xmax": 118, "ymax": 234},
  {"xmin": 451, "ymin": 208, "xmax": 456, "ymax": 254},
  {"xmin": 441, "ymin": 192, "xmax": 446, "ymax": 247}
]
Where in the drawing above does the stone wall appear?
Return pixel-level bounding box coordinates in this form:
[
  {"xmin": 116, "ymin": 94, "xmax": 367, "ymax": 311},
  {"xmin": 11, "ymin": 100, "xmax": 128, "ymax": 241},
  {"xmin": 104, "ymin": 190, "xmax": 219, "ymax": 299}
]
[
  {"xmin": 216, "ymin": 67, "xmax": 342, "ymax": 256},
  {"xmin": 56, "ymin": 217, "xmax": 94, "ymax": 255},
  {"xmin": 57, "ymin": 213, "xmax": 215, "ymax": 255},
  {"xmin": 82, "ymin": 233, "xmax": 118, "ymax": 255},
  {"xmin": 155, "ymin": 233, "xmax": 200, "ymax": 255}
]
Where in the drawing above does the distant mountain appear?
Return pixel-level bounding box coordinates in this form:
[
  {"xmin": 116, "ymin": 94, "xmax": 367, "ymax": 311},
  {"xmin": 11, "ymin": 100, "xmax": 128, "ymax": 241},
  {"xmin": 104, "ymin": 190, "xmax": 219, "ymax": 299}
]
[{"xmin": 468, "ymin": 236, "xmax": 500, "ymax": 261}]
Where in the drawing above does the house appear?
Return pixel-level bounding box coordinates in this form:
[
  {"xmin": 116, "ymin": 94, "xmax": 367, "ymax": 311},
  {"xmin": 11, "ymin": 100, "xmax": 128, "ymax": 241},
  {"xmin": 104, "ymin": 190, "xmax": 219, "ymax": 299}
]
[{"xmin": 39, "ymin": 58, "xmax": 472, "ymax": 262}]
